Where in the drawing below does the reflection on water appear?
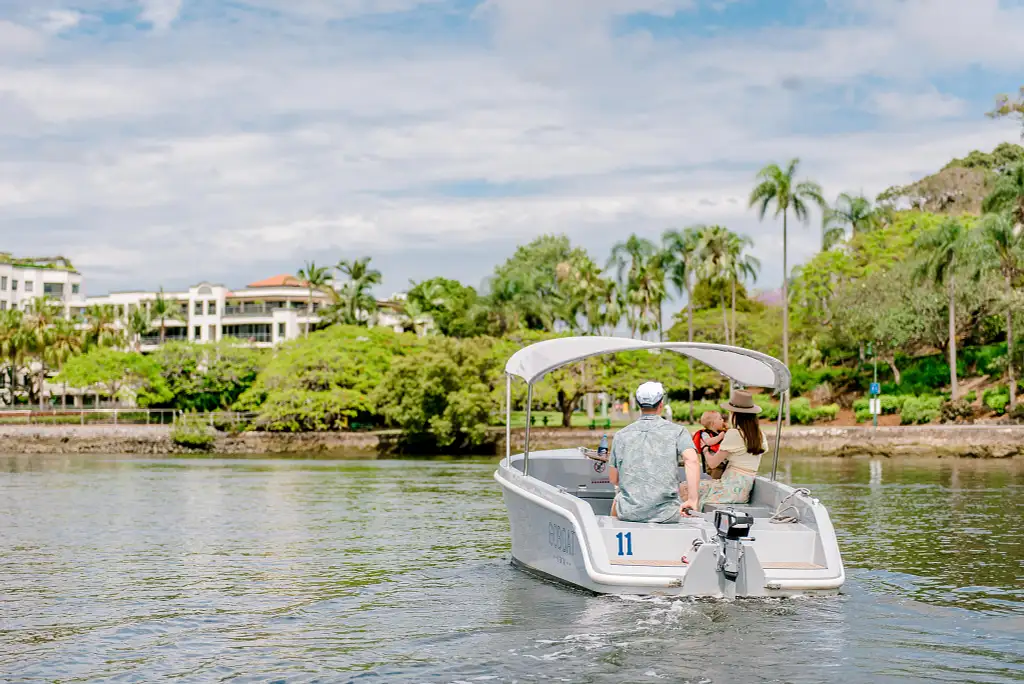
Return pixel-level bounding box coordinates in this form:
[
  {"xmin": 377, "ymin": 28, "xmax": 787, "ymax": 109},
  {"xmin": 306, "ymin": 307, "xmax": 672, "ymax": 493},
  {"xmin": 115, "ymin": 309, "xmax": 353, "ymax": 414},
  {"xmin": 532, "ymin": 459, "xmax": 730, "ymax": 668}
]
[{"xmin": 0, "ymin": 454, "xmax": 1021, "ymax": 682}]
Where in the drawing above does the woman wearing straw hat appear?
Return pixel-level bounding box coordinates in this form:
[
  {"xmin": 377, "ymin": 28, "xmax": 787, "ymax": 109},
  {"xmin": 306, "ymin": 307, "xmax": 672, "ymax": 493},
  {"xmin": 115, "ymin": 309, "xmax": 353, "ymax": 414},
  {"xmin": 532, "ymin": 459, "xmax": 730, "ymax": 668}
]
[{"xmin": 698, "ymin": 389, "xmax": 769, "ymax": 507}]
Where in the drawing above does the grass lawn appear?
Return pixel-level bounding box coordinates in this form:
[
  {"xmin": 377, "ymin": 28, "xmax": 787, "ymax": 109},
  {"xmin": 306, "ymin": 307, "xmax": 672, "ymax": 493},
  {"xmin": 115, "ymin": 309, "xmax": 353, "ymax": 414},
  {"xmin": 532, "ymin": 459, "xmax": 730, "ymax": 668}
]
[{"xmin": 499, "ymin": 411, "xmax": 702, "ymax": 431}]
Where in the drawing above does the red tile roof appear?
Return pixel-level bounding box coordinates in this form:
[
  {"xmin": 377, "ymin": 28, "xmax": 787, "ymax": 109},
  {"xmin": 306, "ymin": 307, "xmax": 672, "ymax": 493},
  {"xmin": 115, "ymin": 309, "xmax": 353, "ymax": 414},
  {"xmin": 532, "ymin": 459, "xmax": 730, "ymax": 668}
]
[{"xmin": 247, "ymin": 274, "xmax": 307, "ymax": 288}]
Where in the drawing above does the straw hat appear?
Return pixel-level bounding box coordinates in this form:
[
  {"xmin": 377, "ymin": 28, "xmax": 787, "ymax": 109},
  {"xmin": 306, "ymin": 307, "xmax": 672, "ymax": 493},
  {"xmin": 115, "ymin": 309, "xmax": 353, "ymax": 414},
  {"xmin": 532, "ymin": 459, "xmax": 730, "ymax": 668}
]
[{"xmin": 721, "ymin": 389, "xmax": 761, "ymax": 414}]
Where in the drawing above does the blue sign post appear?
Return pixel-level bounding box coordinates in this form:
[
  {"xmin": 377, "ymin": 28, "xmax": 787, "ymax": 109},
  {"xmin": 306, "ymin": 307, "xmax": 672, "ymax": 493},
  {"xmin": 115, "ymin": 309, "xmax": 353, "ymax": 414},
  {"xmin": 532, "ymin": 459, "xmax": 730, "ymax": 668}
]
[{"xmin": 870, "ymin": 382, "xmax": 880, "ymax": 395}]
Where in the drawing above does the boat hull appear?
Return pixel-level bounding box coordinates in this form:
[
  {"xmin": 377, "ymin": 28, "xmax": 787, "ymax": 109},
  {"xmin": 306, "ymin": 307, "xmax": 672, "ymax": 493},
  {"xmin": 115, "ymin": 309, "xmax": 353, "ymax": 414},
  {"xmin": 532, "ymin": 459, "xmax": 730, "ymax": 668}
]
[{"xmin": 496, "ymin": 450, "xmax": 845, "ymax": 598}]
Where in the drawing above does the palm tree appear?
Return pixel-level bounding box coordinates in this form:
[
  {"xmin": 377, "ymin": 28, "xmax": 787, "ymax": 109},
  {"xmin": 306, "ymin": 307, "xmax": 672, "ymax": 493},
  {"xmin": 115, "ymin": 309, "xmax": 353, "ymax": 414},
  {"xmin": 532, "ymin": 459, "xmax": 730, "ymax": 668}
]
[
  {"xmin": 662, "ymin": 226, "xmax": 703, "ymax": 421},
  {"xmin": 977, "ymin": 212, "xmax": 1024, "ymax": 409},
  {"xmin": 84, "ymin": 304, "xmax": 122, "ymax": 349},
  {"xmin": 336, "ymin": 257, "xmax": 382, "ymax": 326},
  {"xmin": 982, "ymin": 163, "xmax": 1024, "ymax": 227},
  {"xmin": 608, "ymin": 235, "xmax": 658, "ymax": 338},
  {"xmin": 749, "ymin": 159, "xmax": 826, "ymax": 424},
  {"xmin": 912, "ymin": 217, "xmax": 973, "ymax": 400},
  {"xmin": 46, "ymin": 318, "xmax": 83, "ymax": 408},
  {"xmin": 822, "ymin": 193, "xmax": 884, "ymax": 250},
  {"xmin": 22, "ymin": 299, "xmax": 58, "ymax": 408},
  {"xmin": 694, "ymin": 225, "xmax": 735, "ymax": 344},
  {"xmin": 396, "ymin": 297, "xmax": 430, "ymax": 336},
  {"xmin": 126, "ymin": 307, "xmax": 150, "ymax": 351},
  {"xmin": 723, "ymin": 232, "xmax": 761, "ymax": 345},
  {"xmin": 150, "ymin": 288, "xmax": 171, "ymax": 344},
  {"xmin": 297, "ymin": 261, "xmax": 332, "ymax": 336},
  {"xmin": 0, "ymin": 310, "xmax": 28, "ymax": 405}
]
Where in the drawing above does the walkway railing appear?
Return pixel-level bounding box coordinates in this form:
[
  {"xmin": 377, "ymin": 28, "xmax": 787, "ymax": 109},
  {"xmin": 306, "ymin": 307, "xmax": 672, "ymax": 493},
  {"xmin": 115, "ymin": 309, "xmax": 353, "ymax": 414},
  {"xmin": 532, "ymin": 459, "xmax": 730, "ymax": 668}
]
[{"xmin": 0, "ymin": 409, "xmax": 258, "ymax": 427}]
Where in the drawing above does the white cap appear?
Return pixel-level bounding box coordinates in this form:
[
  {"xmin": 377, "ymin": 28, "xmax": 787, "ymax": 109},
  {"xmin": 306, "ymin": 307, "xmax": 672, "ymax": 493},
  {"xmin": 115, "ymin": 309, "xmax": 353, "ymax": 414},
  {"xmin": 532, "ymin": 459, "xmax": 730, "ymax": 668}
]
[{"xmin": 635, "ymin": 381, "xmax": 665, "ymax": 408}]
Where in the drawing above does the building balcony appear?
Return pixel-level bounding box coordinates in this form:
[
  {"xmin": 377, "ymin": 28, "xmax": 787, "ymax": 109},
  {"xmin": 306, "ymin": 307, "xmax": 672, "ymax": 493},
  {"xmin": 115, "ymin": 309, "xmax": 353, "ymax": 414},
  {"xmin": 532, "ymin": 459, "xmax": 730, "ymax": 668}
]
[
  {"xmin": 223, "ymin": 331, "xmax": 273, "ymax": 343},
  {"xmin": 139, "ymin": 334, "xmax": 188, "ymax": 346},
  {"xmin": 222, "ymin": 303, "xmax": 288, "ymax": 317}
]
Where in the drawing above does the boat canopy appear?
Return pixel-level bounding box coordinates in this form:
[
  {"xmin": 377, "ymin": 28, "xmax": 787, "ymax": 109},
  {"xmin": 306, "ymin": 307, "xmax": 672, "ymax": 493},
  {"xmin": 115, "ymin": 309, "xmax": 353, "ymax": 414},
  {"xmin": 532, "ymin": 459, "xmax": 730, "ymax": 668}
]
[{"xmin": 504, "ymin": 337, "xmax": 791, "ymax": 392}]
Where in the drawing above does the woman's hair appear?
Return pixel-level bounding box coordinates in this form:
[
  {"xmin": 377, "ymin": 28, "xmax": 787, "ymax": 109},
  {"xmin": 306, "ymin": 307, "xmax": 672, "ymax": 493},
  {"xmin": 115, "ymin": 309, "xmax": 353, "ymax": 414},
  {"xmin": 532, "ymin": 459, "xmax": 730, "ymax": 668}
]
[
  {"xmin": 699, "ymin": 411, "xmax": 721, "ymax": 430},
  {"xmin": 731, "ymin": 412, "xmax": 765, "ymax": 455}
]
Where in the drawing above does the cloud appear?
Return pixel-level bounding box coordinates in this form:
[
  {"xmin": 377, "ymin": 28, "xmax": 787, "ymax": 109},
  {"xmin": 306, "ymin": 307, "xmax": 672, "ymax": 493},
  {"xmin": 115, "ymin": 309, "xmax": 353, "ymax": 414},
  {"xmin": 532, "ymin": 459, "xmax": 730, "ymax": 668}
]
[
  {"xmin": 139, "ymin": 0, "xmax": 183, "ymax": 30},
  {"xmin": 0, "ymin": 20, "xmax": 44, "ymax": 54},
  {"xmin": 1, "ymin": 0, "xmax": 1023, "ymax": 296},
  {"xmin": 41, "ymin": 10, "xmax": 84, "ymax": 34}
]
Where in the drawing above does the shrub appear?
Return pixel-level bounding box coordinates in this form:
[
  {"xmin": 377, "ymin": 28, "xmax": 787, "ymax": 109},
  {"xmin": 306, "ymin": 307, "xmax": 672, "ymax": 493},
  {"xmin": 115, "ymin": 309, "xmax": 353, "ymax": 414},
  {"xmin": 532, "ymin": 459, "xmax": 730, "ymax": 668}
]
[
  {"xmin": 900, "ymin": 396, "xmax": 942, "ymax": 425},
  {"xmin": 940, "ymin": 399, "xmax": 974, "ymax": 424},
  {"xmin": 855, "ymin": 408, "xmax": 873, "ymax": 423},
  {"xmin": 983, "ymin": 388, "xmax": 1010, "ymax": 415},
  {"xmin": 171, "ymin": 414, "xmax": 215, "ymax": 450},
  {"xmin": 964, "ymin": 390, "xmax": 977, "ymax": 403},
  {"xmin": 814, "ymin": 404, "xmax": 839, "ymax": 422},
  {"xmin": 853, "ymin": 397, "xmax": 869, "ymax": 413}
]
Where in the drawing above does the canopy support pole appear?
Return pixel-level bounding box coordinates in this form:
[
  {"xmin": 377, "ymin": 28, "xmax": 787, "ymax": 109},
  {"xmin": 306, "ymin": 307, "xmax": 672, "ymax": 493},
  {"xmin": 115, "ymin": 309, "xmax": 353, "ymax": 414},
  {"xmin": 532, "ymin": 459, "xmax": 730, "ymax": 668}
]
[
  {"xmin": 523, "ymin": 383, "xmax": 534, "ymax": 476},
  {"xmin": 505, "ymin": 374, "xmax": 511, "ymax": 466},
  {"xmin": 770, "ymin": 390, "xmax": 787, "ymax": 482}
]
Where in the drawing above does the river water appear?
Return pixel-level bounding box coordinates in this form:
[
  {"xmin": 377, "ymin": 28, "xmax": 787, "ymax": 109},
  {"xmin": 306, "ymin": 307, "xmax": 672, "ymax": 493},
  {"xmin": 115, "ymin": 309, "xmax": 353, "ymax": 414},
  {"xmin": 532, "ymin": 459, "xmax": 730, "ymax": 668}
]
[{"xmin": 1, "ymin": 455, "xmax": 1021, "ymax": 683}]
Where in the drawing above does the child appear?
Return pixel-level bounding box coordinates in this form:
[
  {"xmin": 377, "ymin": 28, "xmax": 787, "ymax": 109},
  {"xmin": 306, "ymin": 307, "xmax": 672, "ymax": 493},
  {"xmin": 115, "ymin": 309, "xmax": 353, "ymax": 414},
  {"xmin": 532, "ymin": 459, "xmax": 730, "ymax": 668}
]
[{"xmin": 693, "ymin": 411, "xmax": 728, "ymax": 479}]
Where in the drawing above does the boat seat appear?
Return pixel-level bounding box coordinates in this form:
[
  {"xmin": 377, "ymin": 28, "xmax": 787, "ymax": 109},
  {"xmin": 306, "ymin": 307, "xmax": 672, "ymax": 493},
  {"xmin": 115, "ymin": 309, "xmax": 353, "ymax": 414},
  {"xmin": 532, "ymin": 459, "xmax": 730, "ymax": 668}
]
[{"xmin": 701, "ymin": 503, "xmax": 774, "ymax": 518}]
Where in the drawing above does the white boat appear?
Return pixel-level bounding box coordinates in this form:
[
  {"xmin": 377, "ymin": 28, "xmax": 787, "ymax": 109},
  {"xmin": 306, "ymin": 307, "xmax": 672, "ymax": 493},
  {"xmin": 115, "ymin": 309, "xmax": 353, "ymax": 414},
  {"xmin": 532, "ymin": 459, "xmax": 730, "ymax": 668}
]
[{"xmin": 494, "ymin": 337, "xmax": 845, "ymax": 598}]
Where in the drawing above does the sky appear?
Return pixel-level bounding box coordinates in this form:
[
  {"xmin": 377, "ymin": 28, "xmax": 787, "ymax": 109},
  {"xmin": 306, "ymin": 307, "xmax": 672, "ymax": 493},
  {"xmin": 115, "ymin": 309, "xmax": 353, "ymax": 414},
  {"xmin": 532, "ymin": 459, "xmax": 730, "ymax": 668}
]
[{"xmin": 1, "ymin": 0, "xmax": 1022, "ymax": 304}]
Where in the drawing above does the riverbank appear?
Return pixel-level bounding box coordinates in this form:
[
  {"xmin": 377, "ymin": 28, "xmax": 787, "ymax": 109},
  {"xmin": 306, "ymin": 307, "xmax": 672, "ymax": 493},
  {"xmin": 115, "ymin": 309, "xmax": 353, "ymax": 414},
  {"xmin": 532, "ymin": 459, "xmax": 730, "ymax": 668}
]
[{"xmin": 2, "ymin": 424, "xmax": 1023, "ymax": 458}]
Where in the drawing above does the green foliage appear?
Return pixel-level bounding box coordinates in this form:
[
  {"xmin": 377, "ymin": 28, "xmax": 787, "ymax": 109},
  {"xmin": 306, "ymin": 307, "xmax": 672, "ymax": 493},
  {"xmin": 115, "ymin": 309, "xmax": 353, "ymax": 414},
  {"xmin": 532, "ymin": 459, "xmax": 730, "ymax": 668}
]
[
  {"xmin": 940, "ymin": 399, "xmax": 975, "ymax": 423},
  {"xmin": 407, "ymin": 277, "xmax": 487, "ymax": 337},
  {"xmin": 855, "ymin": 408, "xmax": 873, "ymax": 423},
  {"xmin": 149, "ymin": 341, "xmax": 265, "ymax": 411},
  {"xmin": 982, "ymin": 387, "xmax": 1011, "ymax": 414},
  {"xmin": 1009, "ymin": 403, "xmax": 1024, "ymax": 423},
  {"xmin": 57, "ymin": 348, "xmax": 170, "ymax": 406},
  {"xmin": 171, "ymin": 413, "xmax": 215, "ymax": 450},
  {"xmin": 899, "ymin": 396, "xmax": 942, "ymax": 425},
  {"xmin": 945, "ymin": 143, "xmax": 1024, "ymax": 173},
  {"xmin": 371, "ymin": 337, "xmax": 502, "ymax": 451},
  {"xmin": 236, "ymin": 325, "xmax": 420, "ymax": 431}
]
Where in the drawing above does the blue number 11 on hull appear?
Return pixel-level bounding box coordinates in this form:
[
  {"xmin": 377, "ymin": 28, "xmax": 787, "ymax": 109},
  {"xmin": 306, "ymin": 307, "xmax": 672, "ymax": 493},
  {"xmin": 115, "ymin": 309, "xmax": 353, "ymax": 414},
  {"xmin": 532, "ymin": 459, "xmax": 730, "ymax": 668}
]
[{"xmin": 615, "ymin": 532, "xmax": 633, "ymax": 556}]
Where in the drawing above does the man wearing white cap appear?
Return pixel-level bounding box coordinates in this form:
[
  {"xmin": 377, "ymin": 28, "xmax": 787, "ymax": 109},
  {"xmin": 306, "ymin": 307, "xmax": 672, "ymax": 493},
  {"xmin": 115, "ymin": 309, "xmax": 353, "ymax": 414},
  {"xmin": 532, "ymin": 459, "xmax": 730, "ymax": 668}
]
[{"xmin": 608, "ymin": 381, "xmax": 701, "ymax": 523}]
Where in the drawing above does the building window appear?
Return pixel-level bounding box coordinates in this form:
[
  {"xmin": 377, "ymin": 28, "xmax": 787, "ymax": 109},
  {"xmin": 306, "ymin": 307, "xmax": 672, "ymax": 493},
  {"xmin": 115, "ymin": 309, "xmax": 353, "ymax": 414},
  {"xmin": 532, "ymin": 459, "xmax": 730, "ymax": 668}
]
[
  {"xmin": 0, "ymin": 277, "xmax": 6, "ymax": 291},
  {"xmin": 116, "ymin": 305, "xmax": 124, "ymax": 317},
  {"xmin": 194, "ymin": 326, "xmax": 201, "ymax": 340},
  {"xmin": 72, "ymin": 283, "xmax": 80, "ymax": 295},
  {"xmin": 44, "ymin": 283, "xmax": 64, "ymax": 298},
  {"xmin": 24, "ymin": 281, "xmax": 33, "ymax": 293},
  {"xmin": 0, "ymin": 301, "xmax": 5, "ymax": 311},
  {"xmin": 194, "ymin": 300, "xmax": 202, "ymax": 316},
  {"xmin": 208, "ymin": 301, "xmax": 216, "ymax": 316},
  {"xmin": 209, "ymin": 324, "xmax": 216, "ymax": 341},
  {"xmin": 278, "ymin": 322, "xmax": 286, "ymax": 338},
  {"xmin": 12, "ymin": 280, "xmax": 18, "ymax": 291}
]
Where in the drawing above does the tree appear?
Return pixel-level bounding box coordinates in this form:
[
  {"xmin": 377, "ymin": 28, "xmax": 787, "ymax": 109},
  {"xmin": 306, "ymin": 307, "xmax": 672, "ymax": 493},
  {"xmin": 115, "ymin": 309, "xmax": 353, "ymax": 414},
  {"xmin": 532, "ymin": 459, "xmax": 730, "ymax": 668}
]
[
  {"xmin": 976, "ymin": 212, "xmax": 1024, "ymax": 409},
  {"xmin": 554, "ymin": 253, "xmax": 618, "ymax": 334},
  {"xmin": 407, "ymin": 277, "xmax": 486, "ymax": 337},
  {"xmin": 694, "ymin": 225, "xmax": 734, "ymax": 344},
  {"xmin": 723, "ymin": 232, "xmax": 761, "ymax": 345},
  {"xmin": 608, "ymin": 234, "xmax": 660, "ymax": 338},
  {"xmin": 126, "ymin": 307, "xmax": 150, "ymax": 352},
  {"xmin": 822, "ymin": 193, "xmax": 885, "ymax": 250},
  {"xmin": 235, "ymin": 324, "xmax": 418, "ymax": 431},
  {"xmin": 150, "ymin": 288, "xmax": 172, "ymax": 345},
  {"xmin": 0, "ymin": 310, "xmax": 29, "ymax": 405},
  {"xmin": 335, "ymin": 257, "xmax": 382, "ymax": 326},
  {"xmin": 149, "ymin": 341, "xmax": 265, "ymax": 411},
  {"xmin": 749, "ymin": 158, "xmax": 826, "ymax": 424},
  {"xmin": 662, "ymin": 226, "xmax": 703, "ymax": 421},
  {"xmin": 485, "ymin": 235, "xmax": 592, "ymax": 334},
  {"xmin": 982, "ymin": 163, "xmax": 1024, "ymax": 227},
  {"xmin": 988, "ymin": 86, "xmax": 1024, "ymax": 138},
  {"xmin": 371, "ymin": 336, "xmax": 500, "ymax": 451},
  {"xmin": 45, "ymin": 318, "xmax": 83, "ymax": 408},
  {"xmin": 84, "ymin": 304, "xmax": 123, "ymax": 350},
  {"xmin": 297, "ymin": 261, "xmax": 332, "ymax": 336},
  {"xmin": 396, "ymin": 297, "xmax": 431, "ymax": 336},
  {"xmin": 57, "ymin": 348, "xmax": 169, "ymax": 406},
  {"xmin": 912, "ymin": 217, "xmax": 974, "ymax": 400}
]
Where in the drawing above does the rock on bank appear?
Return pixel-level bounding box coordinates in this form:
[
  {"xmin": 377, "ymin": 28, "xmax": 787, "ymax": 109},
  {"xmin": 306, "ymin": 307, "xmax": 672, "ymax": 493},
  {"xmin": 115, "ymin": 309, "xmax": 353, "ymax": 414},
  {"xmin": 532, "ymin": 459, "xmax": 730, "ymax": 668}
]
[{"xmin": 1, "ymin": 424, "xmax": 1021, "ymax": 458}]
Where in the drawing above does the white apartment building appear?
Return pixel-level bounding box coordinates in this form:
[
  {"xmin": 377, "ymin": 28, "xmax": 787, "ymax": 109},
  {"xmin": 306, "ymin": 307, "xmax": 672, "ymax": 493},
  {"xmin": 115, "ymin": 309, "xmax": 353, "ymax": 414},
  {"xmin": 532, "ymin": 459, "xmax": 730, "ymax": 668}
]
[
  {"xmin": 0, "ymin": 254, "xmax": 87, "ymax": 316},
  {"xmin": 87, "ymin": 274, "xmax": 406, "ymax": 351}
]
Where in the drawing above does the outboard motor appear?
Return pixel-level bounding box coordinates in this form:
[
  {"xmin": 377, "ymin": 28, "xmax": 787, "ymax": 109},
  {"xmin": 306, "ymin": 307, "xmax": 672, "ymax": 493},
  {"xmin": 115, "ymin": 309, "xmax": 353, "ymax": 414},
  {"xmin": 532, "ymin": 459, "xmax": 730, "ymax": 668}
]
[{"xmin": 713, "ymin": 508, "xmax": 754, "ymax": 581}]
